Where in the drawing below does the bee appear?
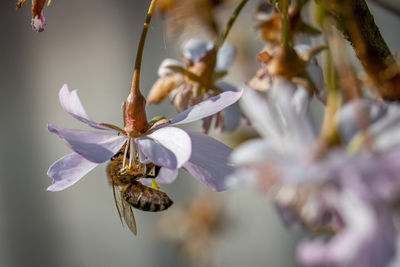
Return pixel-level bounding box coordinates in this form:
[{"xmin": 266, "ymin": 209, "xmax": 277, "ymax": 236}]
[{"xmin": 107, "ymin": 145, "xmax": 173, "ymax": 235}]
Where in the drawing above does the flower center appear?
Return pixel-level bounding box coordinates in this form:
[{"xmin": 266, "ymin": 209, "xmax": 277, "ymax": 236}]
[{"xmin": 120, "ymin": 138, "xmax": 151, "ymax": 176}]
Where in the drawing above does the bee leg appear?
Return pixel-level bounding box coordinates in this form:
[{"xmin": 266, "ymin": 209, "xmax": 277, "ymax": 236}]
[{"xmin": 151, "ymin": 178, "xmax": 160, "ymax": 190}]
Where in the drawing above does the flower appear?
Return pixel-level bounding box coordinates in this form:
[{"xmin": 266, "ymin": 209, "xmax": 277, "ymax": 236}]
[
  {"xmin": 47, "ymin": 84, "xmax": 242, "ymax": 192},
  {"xmin": 230, "ymin": 84, "xmax": 400, "ymax": 266},
  {"xmin": 229, "ymin": 84, "xmax": 338, "ymax": 228},
  {"xmin": 297, "ymin": 148, "xmax": 400, "ymax": 267},
  {"xmin": 148, "ymin": 38, "xmax": 241, "ymax": 133},
  {"xmin": 254, "ymin": 2, "xmax": 320, "ymax": 47},
  {"xmin": 293, "ymin": 98, "xmax": 400, "ymax": 267},
  {"xmin": 248, "ymin": 44, "xmax": 325, "ymax": 106},
  {"xmin": 16, "ymin": 0, "xmax": 51, "ymax": 32}
]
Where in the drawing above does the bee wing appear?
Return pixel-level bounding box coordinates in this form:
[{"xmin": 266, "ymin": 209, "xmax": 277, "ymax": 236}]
[
  {"xmin": 112, "ymin": 184, "xmax": 137, "ymax": 236},
  {"xmin": 121, "ymin": 195, "xmax": 138, "ymax": 236}
]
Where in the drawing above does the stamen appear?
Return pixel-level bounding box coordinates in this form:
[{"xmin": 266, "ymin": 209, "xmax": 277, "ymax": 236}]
[
  {"xmin": 122, "ymin": 140, "xmax": 129, "ymax": 169},
  {"xmin": 129, "ymin": 138, "xmax": 136, "ymax": 167}
]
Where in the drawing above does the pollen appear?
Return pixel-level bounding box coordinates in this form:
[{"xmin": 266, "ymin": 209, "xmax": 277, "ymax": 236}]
[{"xmin": 120, "ymin": 138, "xmax": 149, "ymax": 177}]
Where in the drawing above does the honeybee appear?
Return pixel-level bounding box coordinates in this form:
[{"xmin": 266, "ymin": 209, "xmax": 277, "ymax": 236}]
[{"xmin": 107, "ymin": 145, "xmax": 173, "ymax": 235}]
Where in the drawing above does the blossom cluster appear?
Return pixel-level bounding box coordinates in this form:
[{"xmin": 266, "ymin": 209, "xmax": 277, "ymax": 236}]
[{"xmin": 15, "ymin": 0, "xmax": 400, "ymax": 266}]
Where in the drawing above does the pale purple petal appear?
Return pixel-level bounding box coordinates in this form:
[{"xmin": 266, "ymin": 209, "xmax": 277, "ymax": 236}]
[
  {"xmin": 47, "ymin": 153, "xmax": 99, "ymax": 191},
  {"xmin": 307, "ymin": 60, "xmax": 325, "ymax": 93},
  {"xmin": 136, "ymin": 127, "xmax": 191, "ymax": 169},
  {"xmin": 372, "ymin": 104, "xmax": 400, "ymax": 134},
  {"xmin": 297, "ymin": 190, "xmax": 396, "ymax": 267},
  {"xmin": 59, "ymin": 84, "xmax": 88, "ymax": 118},
  {"xmin": 231, "ymin": 139, "xmax": 276, "ymax": 165},
  {"xmin": 183, "ymin": 131, "xmax": 234, "ymax": 191},
  {"xmin": 337, "ymin": 99, "xmax": 387, "ymax": 143},
  {"xmin": 342, "ymin": 146, "xmax": 400, "ymax": 204},
  {"xmin": 156, "ymin": 167, "xmax": 179, "ymax": 183},
  {"xmin": 182, "ymin": 38, "xmax": 213, "ymax": 62},
  {"xmin": 224, "ymin": 103, "xmax": 242, "ymax": 131},
  {"xmin": 226, "ymin": 168, "xmax": 258, "ymax": 189},
  {"xmin": 273, "ymin": 79, "xmax": 315, "ymax": 146},
  {"xmin": 48, "ymin": 124, "xmax": 127, "ymax": 163},
  {"xmin": 245, "ymin": 84, "xmax": 310, "ymax": 149},
  {"xmin": 140, "ymin": 167, "xmax": 179, "ymax": 185},
  {"xmin": 294, "ymin": 45, "xmax": 325, "ymax": 96},
  {"xmin": 291, "ymin": 87, "xmax": 310, "ymax": 115},
  {"xmin": 240, "ymin": 87, "xmax": 283, "ymax": 139},
  {"xmin": 217, "ymin": 82, "xmax": 241, "ymax": 131},
  {"xmin": 58, "ymin": 84, "xmax": 111, "ymax": 130},
  {"xmin": 215, "ymin": 43, "xmax": 236, "ymax": 72},
  {"xmin": 169, "ymin": 90, "xmax": 243, "ymax": 125},
  {"xmin": 370, "ymin": 104, "xmax": 400, "ymax": 150},
  {"xmin": 158, "ymin": 58, "xmax": 186, "ymax": 76}
]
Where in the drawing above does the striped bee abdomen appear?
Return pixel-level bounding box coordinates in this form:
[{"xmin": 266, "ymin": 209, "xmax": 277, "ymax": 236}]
[{"xmin": 123, "ymin": 182, "xmax": 173, "ymax": 212}]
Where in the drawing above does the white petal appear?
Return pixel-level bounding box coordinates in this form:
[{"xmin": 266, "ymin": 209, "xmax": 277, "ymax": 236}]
[
  {"xmin": 215, "ymin": 43, "xmax": 236, "ymax": 72},
  {"xmin": 240, "ymin": 87, "xmax": 282, "ymax": 139},
  {"xmin": 136, "ymin": 127, "xmax": 191, "ymax": 169},
  {"xmin": 231, "ymin": 139, "xmax": 276, "ymax": 165},
  {"xmin": 48, "ymin": 124, "xmax": 127, "ymax": 163},
  {"xmin": 307, "ymin": 60, "xmax": 325, "ymax": 92},
  {"xmin": 170, "ymin": 89, "xmax": 243, "ymax": 125},
  {"xmin": 291, "ymin": 87, "xmax": 310, "ymax": 115},
  {"xmin": 182, "ymin": 38, "xmax": 212, "ymax": 62},
  {"xmin": 158, "ymin": 58, "xmax": 186, "ymax": 76},
  {"xmin": 59, "ymin": 84, "xmax": 89, "ymax": 119},
  {"xmin": 216, "ymin": 82, "xmax": 241, "ymax": 131},
  {"xmin": 273, "ymin": 79, "xmax": 315, "ymax": 146},
  {"xmin": 337, "ymin": 99, "xmax": 387, "ymax": 143},
  {"xmin": 47, "ymin": 153, "xmax": 99, "ymax": 191},
  {"xmin": 183, "ymin": 131, "xmax": 234, "ymax": 191},
  {"xmin": 58, "ymin": 84, "xmax": 111, "ymax": 130}
]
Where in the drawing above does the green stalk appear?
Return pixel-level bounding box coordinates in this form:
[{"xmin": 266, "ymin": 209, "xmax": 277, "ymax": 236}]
[
  {"xmin": 280, "ymin": 0, "xmax": 291, "ymax": 49},
  {"xmin": 216, "ymin": 0, "xmax": 249, "ymax": 48},
  {"xmin": 125, "ymin": 0, "xmax": 158, "ymax": 134},
  {"xmin": 131, "ymin": 0, "xmax": 158, "ymax": 94}
]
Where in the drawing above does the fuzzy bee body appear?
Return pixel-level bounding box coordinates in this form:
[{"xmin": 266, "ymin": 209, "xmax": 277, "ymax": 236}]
[
  {"xmin": 106, "ymin": 145, "xmax": 174, "ymax": 235},
  {"xmin": 107, "ymin": 149, "xmax": 161, "ymax": 185}
]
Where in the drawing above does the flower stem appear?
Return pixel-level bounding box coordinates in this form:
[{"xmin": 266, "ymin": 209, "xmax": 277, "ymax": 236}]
[
  {"xmin": 132, "ymin": 0, "xmax": 158, "ymax": 93},
  {"xmin": 327, "ymin": 0, "xmax": 400, "ymax": 100},
  {"xmin": 125, "ymin": 0, "xmax": 158, "ymax": 134},
  {"xmin": 313, "ymin": 33, "xmax": 342, "ymax": 159},
  {"xmin": 216, "ymin": 0, "xmax": 248, "ymax": 48},
  {"xmin": 280, "ymin": 0, "xmax": 291, "ymax": 49}
]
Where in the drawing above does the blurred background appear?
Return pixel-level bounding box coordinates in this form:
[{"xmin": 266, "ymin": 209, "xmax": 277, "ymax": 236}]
[{"xmin": 0, "ymin": 1, "xmax": 399, "ymax": 267}]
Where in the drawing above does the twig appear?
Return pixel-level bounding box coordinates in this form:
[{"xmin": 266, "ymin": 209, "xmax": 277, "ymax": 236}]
[{"xmin": 327, "ymin": 0, "xmax": 400, "ymax": 100}]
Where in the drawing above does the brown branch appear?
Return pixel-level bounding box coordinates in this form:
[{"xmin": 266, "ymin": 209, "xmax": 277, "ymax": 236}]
[{"xmin": 327, "ymin": 0, "xmax": 400, "ymax": 101}]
